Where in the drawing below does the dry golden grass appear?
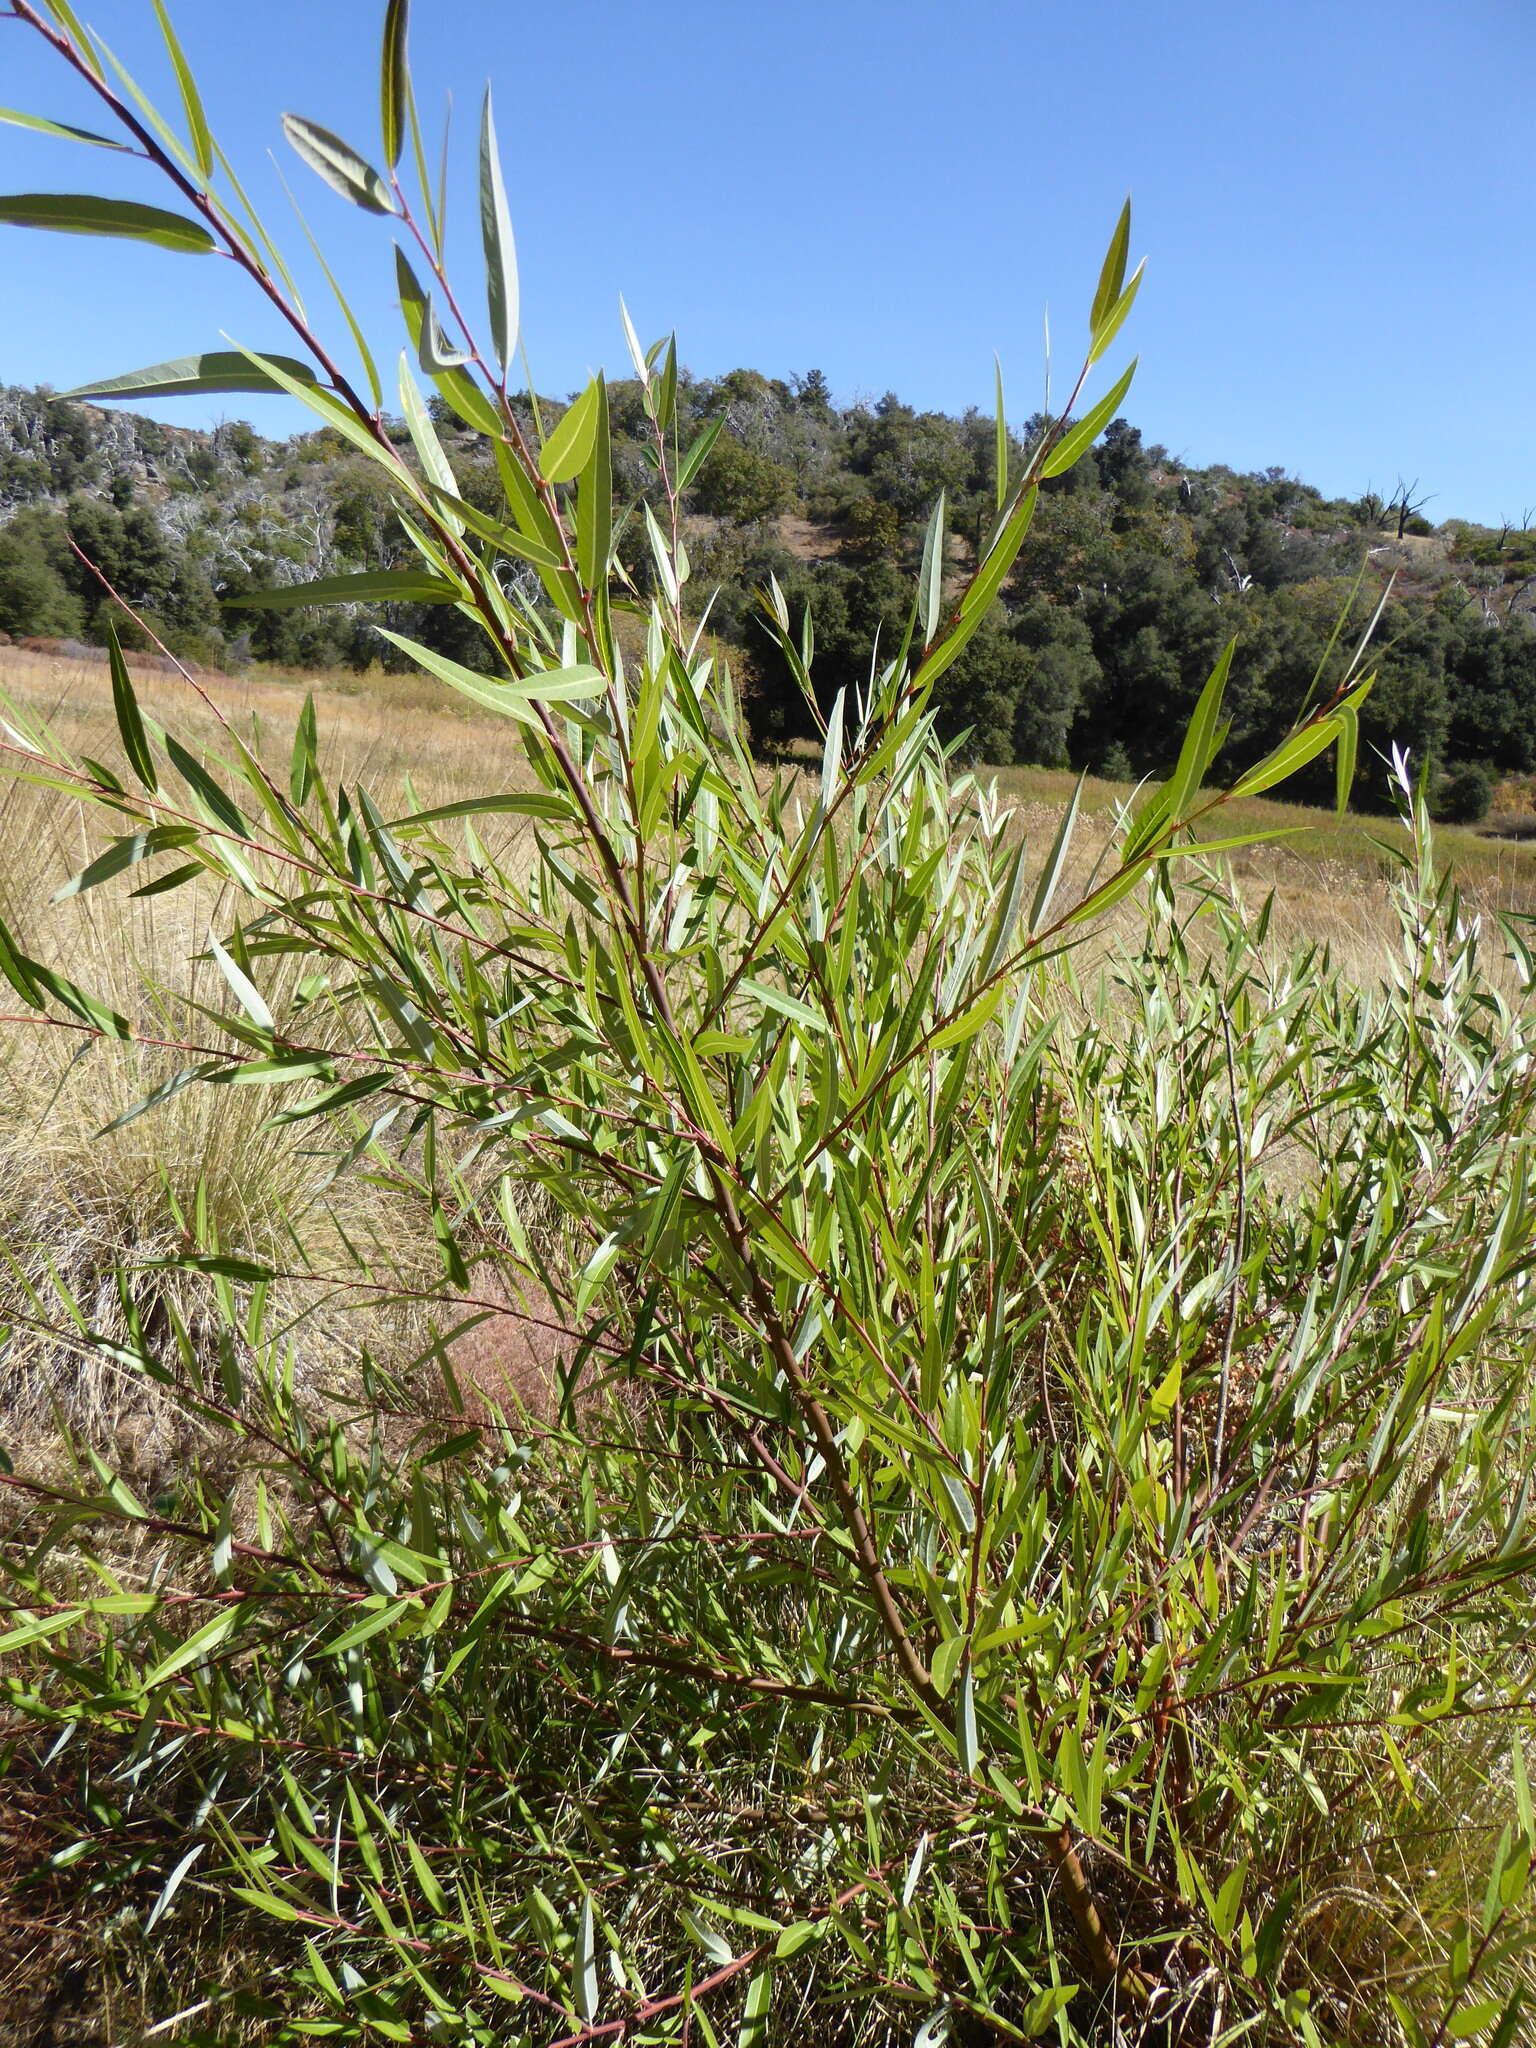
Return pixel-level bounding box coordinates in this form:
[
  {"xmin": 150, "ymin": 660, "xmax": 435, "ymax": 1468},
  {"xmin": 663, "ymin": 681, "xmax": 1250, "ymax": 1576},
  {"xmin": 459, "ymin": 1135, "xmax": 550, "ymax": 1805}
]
[
  {"xmin": 0, "ymin": 643, "xmax": 543, "ymax": 813},
  {"xmin": 0, "ymin": 649, "xmax": 464, "ymax": 1489}
]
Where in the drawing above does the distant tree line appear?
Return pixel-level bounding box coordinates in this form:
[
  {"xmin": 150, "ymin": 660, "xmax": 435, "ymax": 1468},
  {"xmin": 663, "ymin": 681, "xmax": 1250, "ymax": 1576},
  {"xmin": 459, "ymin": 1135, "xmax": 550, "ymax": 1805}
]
[{"xmin": 2, "ymin": 375, "xmax": 1534, "ymax": 818}]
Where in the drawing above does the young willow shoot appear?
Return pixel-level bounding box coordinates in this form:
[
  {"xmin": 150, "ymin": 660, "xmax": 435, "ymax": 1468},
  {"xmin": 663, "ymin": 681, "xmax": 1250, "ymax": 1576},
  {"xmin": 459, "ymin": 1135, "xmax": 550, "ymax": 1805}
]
[{"xmin": 3, "ymin": 6, "xmax": 1534, "ymax": 2048}]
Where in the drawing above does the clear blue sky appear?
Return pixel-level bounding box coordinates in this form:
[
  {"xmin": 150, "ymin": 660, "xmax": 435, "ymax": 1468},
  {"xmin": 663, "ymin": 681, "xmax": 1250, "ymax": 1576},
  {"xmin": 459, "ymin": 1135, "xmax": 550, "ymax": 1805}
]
[{"xmin": 1, "ymin": 0, "xmax": 1532, "ymax": 523}]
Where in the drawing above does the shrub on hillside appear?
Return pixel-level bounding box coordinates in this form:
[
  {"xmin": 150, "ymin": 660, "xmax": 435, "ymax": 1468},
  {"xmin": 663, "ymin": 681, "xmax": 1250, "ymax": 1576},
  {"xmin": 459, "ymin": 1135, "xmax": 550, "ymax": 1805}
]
[
  {"xmin": 1433, "ymin": 758, "xmax": 1496, "ymax": 823},
  {"xmin": 0, "ymin": 520, "xmax": 84, "ymax": 638}
]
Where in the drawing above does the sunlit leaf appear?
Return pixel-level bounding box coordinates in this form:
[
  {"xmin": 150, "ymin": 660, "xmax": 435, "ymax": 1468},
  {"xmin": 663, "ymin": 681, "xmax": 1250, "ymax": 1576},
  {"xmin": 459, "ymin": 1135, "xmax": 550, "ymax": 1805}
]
[
  {"xmin": 479, "ymin": 85, "xmax": 518, "ymax": 368},
  {"xmin": 1039, "ymin": 358, "xmax": 1137, "ymax": 478},
  {"xmin": 152, "ymin": 0, "xmax": 213, "ymax": 179},
  {"xmin": 1089, "ymin": 196, "xmax": 1131, "ymax": 336},
  {"xmin": 380, "ymin": 0, "xmax": 409, "ymax": 169},
  {"xmin": 281, "ymin": 114, "xmax": 394, "ymax": 213},
  {"xmin": 64, "ymin": 350, "xmax": 322, "ymax": 401},
  {"xmin": 0, "ymin": 191, "xmax": 215, "ymax": 251},
  {"xmin": 0, "ymin": 106, "xmax": 127, "ymax": 150},
  {"xmin": 224, "ymin": 569, "xmax": 457, "ymax": 610},
  {"xmin": 538, "ymin": 380, "xmax": 600, "ymax": 483}
]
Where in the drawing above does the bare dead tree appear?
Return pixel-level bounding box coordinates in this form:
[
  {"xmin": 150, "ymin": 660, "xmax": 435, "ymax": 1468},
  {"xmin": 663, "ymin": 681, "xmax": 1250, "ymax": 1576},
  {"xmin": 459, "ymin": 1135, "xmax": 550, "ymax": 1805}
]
[{"xmin": 1391, "ymin": 476, "xmax": 1435, "ymax": 539}]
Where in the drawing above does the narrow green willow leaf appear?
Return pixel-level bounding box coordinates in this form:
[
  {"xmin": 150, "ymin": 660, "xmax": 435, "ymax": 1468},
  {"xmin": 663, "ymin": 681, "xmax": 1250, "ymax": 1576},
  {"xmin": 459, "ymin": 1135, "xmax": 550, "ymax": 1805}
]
[
  {"xmin": 417, "ymin": 293, "xmax": 470, "ymax": 372},
  {"xmin": 220, "ymin": 1055, "xmax": 334, "ymax": 1085},
  {"xmin": 143, "ymin": 1608, "xmax": 238, "ymax": 1687},
  {"xmin": 38, "ymin": 1, "xmax": 105, "ymax": 73},
  {"xmin": 139, "ymin": 1251, "xmax": 271, "ymax": 1280},
  {"xmin": 960, "ymin": 484, "xmax": 1038, "ymax": 621},
  {"xmin": 0, "ymin": 192, "xmax": 215, "ymax": 252},
  {"xmin": 0, "ymin": 915, "xmax": 44, "ymax": 1009},
  {"xmin": 1066, "ymin": 853, "xmax": 1157, "ymax": 924},
  {"xmin": 956, "ymin": 1667, "xmax": 979, "ymax": 1776},
  {"xmin": 919, "ymin": 491, "xmax": 946, "ymax": 649},
  {"xmin": 643, "ymin": 500, "xmax": 680, "ymax": 609},
  {"xmin": 575, "ymin": 371, "xmax": 611, "ymax": 594},
  {"xmin": 738, "ymin": 1965, "xmax": 773, "ymax": 2048},
  {"xmin": 1039, "ymin": 358, "xmax": 1137, "ymax": 479},
  {"xmin": 1230, "ymin": 689, "xmax": 1370, "ymax": 802},
  {"xmin": 1029, "ymin": 774, "xmax": 1083, "ymax": 934},
  {"xmin": 375, "ymin": 630, "xmax": 602, "ymax": 720},
  {"xmin": 224, "ymin": 569, "xmax": 457, "ymax": 610},
  {"xmin": 164, "ymin": 734, "xmax": 250, "ymax": 837},
  {"xmin": 380, "ymin": 0, "xmax": 409, "ymax": 168},
  {"xmin": 207, "ymin": 929, "xmax": 273, "ymax": 1033},
  {"xmin": 398, "ymin": 353, "xmax": 458, "ymax": 500},
  {"xmin": 681, "ymin": 1913, "xmax": 734, "ymax": 1967},
  {"xmin": 909, "ymin": 486, "xmax": 1037, "ymax": 696},
  {"xmin": 1334, "ymin": 700, "xmax": 1359, "ymax": 817},
  {"xmin": 281, "ymin": 115, "xmax": 394, "ymax": 214},
  {"xmin": 394, "ymin": 246, "xmax": 505, "ymax": 436},
  {"xmin": 269, "ymin": 174, "xmax": 378, "ymax": 397},
  {"xmin": 928, "ymin": 981, "xmax": 1006, "ymax": 1051},
  {"xmin": 479, "ymin": 85, "xmax": 518, "ymax": 369},
  {"xmin": 538, "ymin": 380, "xmax": 600, "ymax": 483},
  {"xmin": 977, "ymin": 838, "xmax": 1028, "ymax": 981},
  {"xmin": 0, "ymin": 1610, "xmax": 87, "ymax": 1656},
  {"xmin": 290, "ymin": 693, "xmax": 317, "ymax": 807},
  {"xmin": 396, "ymin": 792, "xmax": 572, "ymax": 827},
  {"xmin": 151, "ymin": 0, "xmax": 213, "ymax": 179},
  {"xmin": 619, "ymin": 295, "xmax": 648, "ymax": 381},
  {"xmin": 21, "ymin": 951, "xmax": 132, "ymax": 1038},
  {"xmin": 64, "ymin": 350, "xmax": 321, "ymax": 401},
  {"xmin": 1089, "ymin": 259, "xmax": 1145, "ymax": 365},
  {"xmin": 1165, "ymin": 639, "xmax": 1235, "ymax": 822},
  {"xmin": 106, "ymin": 621, "xmax": 157, "ymax": 792},
  {"xmin": 422, "ymin": 484, "xmax": 564, "ymax": 573},
  {"xmin": 0, "ymin": 106, "xmax": 127, "ymax": 150},
  {"xmin": 1090, "ymin": 196, "xmax": 1131, "ymax": 336},
  {"xmin": 677, "ymin": 412, "xmax": 725, "ymax": 491},
  {"xmin": 130, "ymin": 860, "xmax": 201, "ymax": 901},
  {"xmin": 230, "ymin": 343, "xmax": 410, "ymax": 474},
  {"xmin": 53, "ymin": 825, "xmax": 198, "ymax": 901},
  {"xmin": 654, "ymin": 334, "xmax": 678, "ymax": 435},
  {"xmin": 89, "ymin": 28, "xmax": 205, "ymax": 182},
  {"xmin": 574, "ymin": 1897, "xmax": 599, "ymax": 2022},
  {"xmin": 993, "ymin": 353, "xmax": 1007, "ymax": 514},
  {"xmin": 819, "ymin": 690, "xmax": 846, "ymax": 815},
  {"xmin": 740, "ymin": 977, "xmax": 831, "ymax": 1038},
  {"xmin": 263, "ymin": 1072, "xmax": 393, "ymax": 1126},
  {"xmin": 931, "ymin": 1634, "xmax": 965, "ymax": 1698}
]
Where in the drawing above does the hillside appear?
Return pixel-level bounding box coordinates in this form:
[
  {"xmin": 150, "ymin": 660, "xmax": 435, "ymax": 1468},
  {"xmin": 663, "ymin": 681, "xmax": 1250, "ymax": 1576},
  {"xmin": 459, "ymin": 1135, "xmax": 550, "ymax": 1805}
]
[{"xmin": 3, "ymin": 373, "xmax": 1535, "ymax": 817}]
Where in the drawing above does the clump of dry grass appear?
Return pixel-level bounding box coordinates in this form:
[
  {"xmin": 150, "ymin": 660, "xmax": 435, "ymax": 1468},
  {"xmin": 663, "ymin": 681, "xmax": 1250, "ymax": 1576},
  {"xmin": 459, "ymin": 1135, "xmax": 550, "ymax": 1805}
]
[{"xmin": 0, "ymin": 686, "xmax": 455, "ymax": 1491}]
